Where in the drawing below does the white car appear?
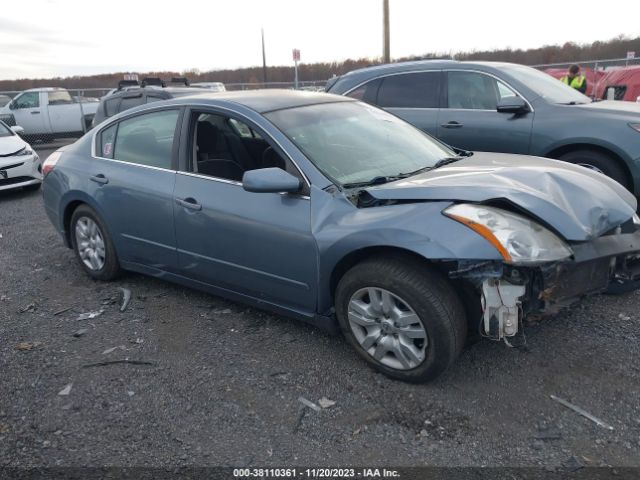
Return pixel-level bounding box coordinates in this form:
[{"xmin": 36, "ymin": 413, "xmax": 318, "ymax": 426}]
[{"xmin": 0, "ymin": 121, "xmax": 42, "ymax": 192}]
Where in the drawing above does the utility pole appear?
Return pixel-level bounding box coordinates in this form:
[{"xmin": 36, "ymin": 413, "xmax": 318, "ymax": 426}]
[
  {"xmin": 383, "ymin": 0, "xmax": 390, "ymax": 63},
  {"xmin": 261, "ymin": 28, "xmax": 268, "ymax": 85}
]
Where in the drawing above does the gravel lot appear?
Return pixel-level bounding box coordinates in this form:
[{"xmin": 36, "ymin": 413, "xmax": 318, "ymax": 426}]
[{"xmin": 0, "ymin": 142, "xmax": 639, "ymax": 469}]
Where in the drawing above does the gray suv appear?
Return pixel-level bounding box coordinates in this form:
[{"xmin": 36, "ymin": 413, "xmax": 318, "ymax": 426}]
[{"xmin": 327, "ymin": 61, "xmax": 640, "ymax": 193}]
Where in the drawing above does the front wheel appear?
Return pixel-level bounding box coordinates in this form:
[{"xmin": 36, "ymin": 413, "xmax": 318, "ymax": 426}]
[
  {"xmin": 335, "ymin": 255, "xmax": 467, "ymax": 383},
  {"xmin": 70, "ymin": 204, "xmax": 121, "ymax": 281}
]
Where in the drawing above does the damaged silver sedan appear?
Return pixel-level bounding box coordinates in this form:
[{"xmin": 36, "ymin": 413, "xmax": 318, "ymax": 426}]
[{"xmin": 43, "ymin": 91, "xmax": 640, "ymax": 383}]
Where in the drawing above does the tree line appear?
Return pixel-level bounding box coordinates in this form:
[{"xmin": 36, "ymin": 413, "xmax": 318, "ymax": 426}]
[{"xmin": 1, "ymin": 35, "xmax": 639, "ymax": 92}]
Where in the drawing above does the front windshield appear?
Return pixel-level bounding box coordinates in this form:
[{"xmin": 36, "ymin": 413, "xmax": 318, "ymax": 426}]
[
  {"xmin": 503, "ymin": 64, "xmax": 591, "ymax": 104},
  {"xmin": 266, "ymin": 101, "xmax": 456, "ymax": 186},
  {"xmin": 0, "ymin": 121, "xmax": 13, "ymax": 138}
]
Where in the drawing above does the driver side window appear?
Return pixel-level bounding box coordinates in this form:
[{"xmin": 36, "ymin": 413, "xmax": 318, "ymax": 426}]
[
  {"xmin": 189, "ymin": 111, "xmax": 305, "ymax": 188},
  {"xmin": 447, "ymin": 72, "xmax": 502, "ymax": 110},
  {"xmin": 13, "ymin": 92, "xmax": 40, "ymax": 109}
]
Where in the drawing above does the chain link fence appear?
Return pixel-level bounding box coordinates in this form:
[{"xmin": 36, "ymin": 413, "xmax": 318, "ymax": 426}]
[{"xmin": 0, "ymin": 83, "xmax": 327, "ymax": 146}]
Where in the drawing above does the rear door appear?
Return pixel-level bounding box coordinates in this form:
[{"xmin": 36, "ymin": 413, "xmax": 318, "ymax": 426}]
[
  {"xmin": 89, "ymin": 108, "xmax": 182, "ymax": 271},
  {"xmin": 46, "ymin": 90, "xmax": 81, "ymax": 133},
  {"xmin": 437, "ymin": 70, "xmax": 533, "ymax": 153},
  {"xmin": 346, "ymin": 72, "xmax": 442, "ymax": 136}
]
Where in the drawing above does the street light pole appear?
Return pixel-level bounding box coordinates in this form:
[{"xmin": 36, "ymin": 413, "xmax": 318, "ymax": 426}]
[
  {"xmin": 383, "ymin": 0, "xmax": 390, "ymax": 63},
  {"xmin": 261, "ymin": 28, "xmax": 268, "ymax": 85}
]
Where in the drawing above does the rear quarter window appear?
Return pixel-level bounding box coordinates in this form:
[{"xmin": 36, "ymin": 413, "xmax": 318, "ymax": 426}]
[{"xmin": 99, "ymin": 123, "xmax": 117, "ymax": 159}]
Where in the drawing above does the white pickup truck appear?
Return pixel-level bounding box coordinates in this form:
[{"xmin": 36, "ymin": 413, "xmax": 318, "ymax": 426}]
[{"xmin": 0, "ymin": 87, "xmax": 98, "ymax": 141}]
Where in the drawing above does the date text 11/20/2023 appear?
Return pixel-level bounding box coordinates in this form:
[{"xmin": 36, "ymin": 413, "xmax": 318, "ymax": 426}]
[{"xmin": 233, "ymin": 468, "xmax": 401, "ymax": 478}]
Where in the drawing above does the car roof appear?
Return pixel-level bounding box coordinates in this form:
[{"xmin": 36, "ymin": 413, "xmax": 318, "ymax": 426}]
[{"xmin": 158, "ymin": 89, "xmax": 355, "ymax": 113}]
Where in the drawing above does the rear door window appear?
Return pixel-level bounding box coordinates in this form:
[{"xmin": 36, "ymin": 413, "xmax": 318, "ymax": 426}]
[
  {"xmin": 118, "ymin": 94, "xmax": 145, "ymax": 113},
  {"xmin": 47, "ymin": 90, "xmax": 73, "ymax": 105},
  {"xmin": 112, "ymin": 109, "xmax": 180, "ymax": 169},
  {"xmin": 377, "ymin": 72, "xmax": 440, "ymax": 108}
]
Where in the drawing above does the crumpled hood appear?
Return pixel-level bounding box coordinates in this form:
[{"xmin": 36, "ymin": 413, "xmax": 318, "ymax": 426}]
[
  {"xmin": 366, "ymin": 152, "xmax": 638, "ymax": 241},
  {"xmin": 0, "ymin": 135, "xmax": 27, "ymax": 157}
]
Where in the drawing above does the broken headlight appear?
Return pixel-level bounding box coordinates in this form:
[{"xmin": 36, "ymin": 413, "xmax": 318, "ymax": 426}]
[{"xmin": 444, "ymin": 204, "xmax": 573, "ymax": 264}]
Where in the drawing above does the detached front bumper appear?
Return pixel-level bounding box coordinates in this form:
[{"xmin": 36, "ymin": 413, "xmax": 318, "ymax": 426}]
[
  {"xmin": 452, "ymin": 229, "xmax": 640, "ymax": 341},
  {"xmin": 539, "ymin": 231, "xmax": 640, "ymax": 308}
]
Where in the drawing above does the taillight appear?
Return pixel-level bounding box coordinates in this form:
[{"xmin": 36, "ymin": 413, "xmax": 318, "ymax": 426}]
[{"xmin": 42, "ymin": 151, "xmax": 62, "ymax": 176}]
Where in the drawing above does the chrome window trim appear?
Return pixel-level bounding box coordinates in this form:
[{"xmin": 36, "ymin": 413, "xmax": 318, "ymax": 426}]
[
  {"xmin": 176, "ymin": 170, "xmax": 311, "ymax": 200},
  {"xmin": 92, "ymin": 155, "xmax": 176, "ymax": 173},
  {"xmin": 91, "ymin": 102, "xmax": 312, "ymax": 190}
]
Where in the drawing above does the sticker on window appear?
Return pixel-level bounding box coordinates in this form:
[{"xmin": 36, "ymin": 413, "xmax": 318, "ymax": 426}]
[{"xmin": 103, "ymin": 142, "xmax": 113, "ymax": 156}]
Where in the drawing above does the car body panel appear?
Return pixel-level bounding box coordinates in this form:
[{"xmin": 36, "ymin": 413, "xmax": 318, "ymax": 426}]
[
  {"xmin": 366, "ymin": 152, "xmax": 637, "ymax": 241},
  {"xmin": 0, "ymin": 126, "xmax": 41, "ymax": 191}
]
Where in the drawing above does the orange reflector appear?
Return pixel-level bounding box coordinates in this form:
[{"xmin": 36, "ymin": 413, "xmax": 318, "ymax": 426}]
[{"xmin": 447, "ymin": 214, "xmax": 513, "ymax": 262}]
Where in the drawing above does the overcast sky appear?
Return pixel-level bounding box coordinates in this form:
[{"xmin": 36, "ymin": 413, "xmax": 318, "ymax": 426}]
[{"xmin": 1, "ymin": 0, "xmax": 638, "ymax": 80}]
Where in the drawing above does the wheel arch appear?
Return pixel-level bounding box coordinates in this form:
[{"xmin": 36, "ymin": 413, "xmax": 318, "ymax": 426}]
[
  {"xmin": 59, "ymin": 192, "xmax": 110, "ymax": 248},
  {"xmin": 328, "ymin": 246, "xmax": 450, "ymax": 305}
]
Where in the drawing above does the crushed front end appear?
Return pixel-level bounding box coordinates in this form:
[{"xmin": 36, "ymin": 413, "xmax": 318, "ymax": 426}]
[{"xmin": 445, "ymin": 204, "xmax": 640, "ymax": 343}]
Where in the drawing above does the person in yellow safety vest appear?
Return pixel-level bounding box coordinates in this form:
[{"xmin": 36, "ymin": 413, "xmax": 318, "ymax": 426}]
[{"xmin": 560, "ymin": 64, "xmax": 587, "ymax": 94}]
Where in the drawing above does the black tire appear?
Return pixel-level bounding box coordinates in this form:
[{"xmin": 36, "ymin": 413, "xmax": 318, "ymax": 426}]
[
  {"xmin": 69, "ymin": 204, "xmax": 121, "ymax": 281},
  {"xmin": 335, "ymin": 255, "xmax": 467, "ymax": 383},
  {"xmin": 558, "ymin": 149, "xmax": 630, "ymax": 190}
]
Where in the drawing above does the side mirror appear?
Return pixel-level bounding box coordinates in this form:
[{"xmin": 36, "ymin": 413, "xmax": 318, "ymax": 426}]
[
  {"xmin": 8, "ymin": 101, "xmax": 16, "ymax": 110},
  {"xmin": 497, "ymin": 96, "xmax": 529, "ymax": 114},
  {"xmin": 242, "ymin": 167, "xmax": 301, "ymax": 194},
  {"xmin": 10, "ymin": 126, "xmax": 24, "ymax": 135}
]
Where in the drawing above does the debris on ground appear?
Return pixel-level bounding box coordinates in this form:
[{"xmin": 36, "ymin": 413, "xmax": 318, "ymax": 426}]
[
  {"xmin": 102, "ymin": 346, "xmax": 125, "ymax": 355},
  {"xmin": 0, "ymin": 295, "xmax": 8, "ymax": 301},
  {"xmin": 119, "ymin": 287, "xmax": 132, "ymax": 312},
  {"xmin": 81, "ymin": 360, "xmax": 156, "ymax": 368},
  {"xmin": 618, "ymin": 313, "xmax": 631, "ymax": 321},
  {"xmin": 53, "ymin": 306, "xmax": 73, "ymax": 316},
  {"xmin": 15, "ymin": 342, "xmax": 43, "ymax": 351},
  {"xmin": 298, "ymin": 396, "xmax": 321, "ymax": 412},
  {"xmin": 18, "ymin": 303, "xmax": 36, "ymax": 313},
  {"xmin": 318, "ymin": 397, "xmax": 336, "ymax": 409},
  {"xmin": 72, "ymin": 329, "xmax": 88, "ymax": 338},
  {"xmin": 550, "ymin": 395, "xmax": 615, "ymax": 430},
  {"xmin": 58, "ymin": 384, "xmax": 72, "ymax": 396},
  {"xmin": 563, "ymin": 456, "xmax": 585, "ymax": 472},
  {"xmin": 77, "ymin": 309, "xmax": 104, "ymax": 321}
]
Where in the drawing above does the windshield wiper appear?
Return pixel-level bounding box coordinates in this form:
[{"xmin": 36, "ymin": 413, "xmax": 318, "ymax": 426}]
[
  {"xmin": 342, "ymin": 176, "xmax": 402, "ymax": 189},
  {"xmin": 342, "ymin": 156, "xmax": 466, "ymax": 189}
]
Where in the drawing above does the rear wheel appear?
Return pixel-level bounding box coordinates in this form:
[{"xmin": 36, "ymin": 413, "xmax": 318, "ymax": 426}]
[
  {"xmin": 335, "ymin": 255, "xmax": 466, "ymax": 383},
  {"xmin": 558, "ymin": 149, "xmax": 629, "ymax": 189},
  {"xmin": 70, "ymin": 205, "xmax": 120, "ymax": 281}
]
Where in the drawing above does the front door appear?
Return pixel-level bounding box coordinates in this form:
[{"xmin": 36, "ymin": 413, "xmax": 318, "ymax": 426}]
[
  {"xmin": 10, "ymin": 92, "xmax": 47, "ymax": 134},
  {"xmin": 173, "ymin": 110, "xmax": 318, "ymax": 313},
  {"xmin": 437, "ymin": 71, "xmax": 533, "ymax": 154}
]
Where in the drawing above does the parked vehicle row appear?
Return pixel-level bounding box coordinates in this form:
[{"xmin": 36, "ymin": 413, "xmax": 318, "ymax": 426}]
[
  {"xmin": 0, "ymin": 87, "xmax": 98, "ymax": 141},
  {"xmin": 41, "ymin": 90, "xmax": 640, "ymax": 382},
  {"xmin": 326, "ymin": 60, "xmax": 640, "ymax": 193}
]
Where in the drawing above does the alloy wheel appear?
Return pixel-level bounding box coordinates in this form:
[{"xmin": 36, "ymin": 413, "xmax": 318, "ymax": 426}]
[
  {"xmin": 74, "ymin": 216, "xmax": 106, "ymax": 271},
  {"xmin": 347, "ymin": 287, "xmax": 428, "ymax": 370}
]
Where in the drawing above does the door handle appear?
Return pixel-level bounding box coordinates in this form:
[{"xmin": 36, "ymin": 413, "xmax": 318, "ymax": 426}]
[
  {"xmin": 441, "ymin": 121, "xmax": 464, "ymax": 129},
  {"xmin": 89, "ymin": 174, "xmax": 109, "ymax": 185},
  {"xmin": 175, "ymin": 197, "xmax": 202, "ymax": 211},
  {"xmin": 31, "ymin": 111, "xmax": 40, "ymax": 115}
]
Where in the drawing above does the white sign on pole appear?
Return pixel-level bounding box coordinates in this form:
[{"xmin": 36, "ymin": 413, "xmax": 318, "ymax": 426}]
[{"xmin": 627, "ymin": 51, "xmax": 635, "ymax": 60}]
